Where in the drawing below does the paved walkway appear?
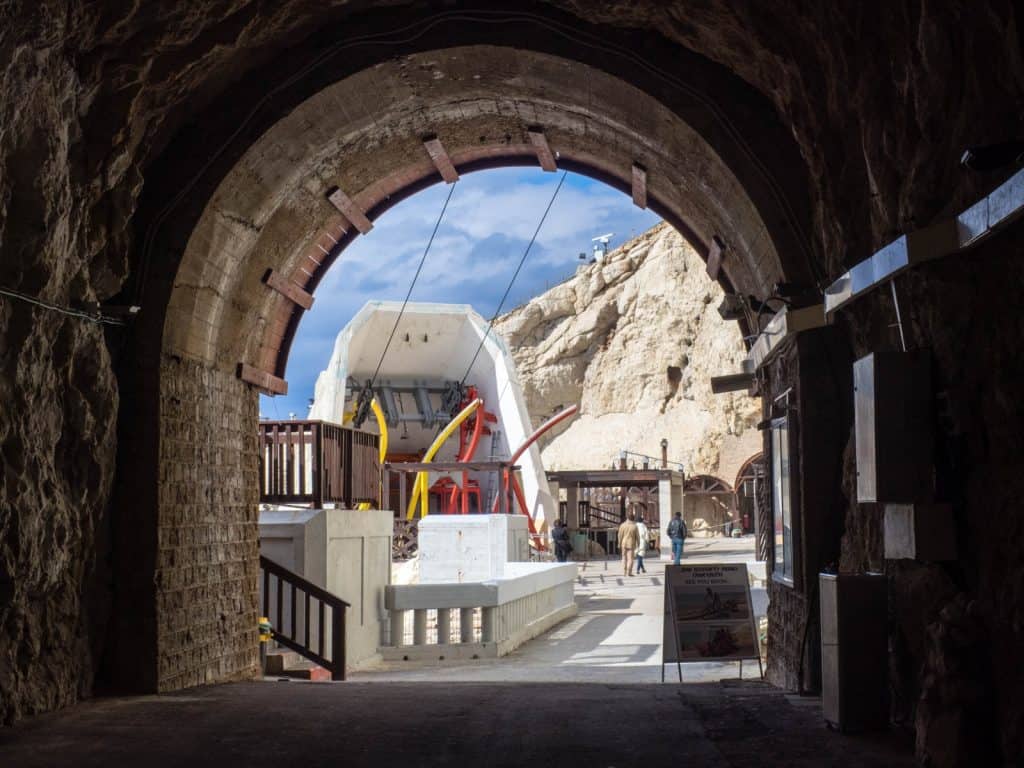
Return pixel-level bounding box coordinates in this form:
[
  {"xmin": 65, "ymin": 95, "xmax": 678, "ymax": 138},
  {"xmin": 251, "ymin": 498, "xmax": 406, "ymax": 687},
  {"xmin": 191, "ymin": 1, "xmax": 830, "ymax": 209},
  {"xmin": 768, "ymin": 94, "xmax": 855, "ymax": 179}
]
[
  {"xmin": 0, "ymin": 538, "xmax": 914, "ymax": 767},
  {"xmin": 0, "ymin": 681, "xmax": 913, "ymax": 767},
  {"xmin": 354, "ymin": 536, "xmax": 767, "ymax": 684}
]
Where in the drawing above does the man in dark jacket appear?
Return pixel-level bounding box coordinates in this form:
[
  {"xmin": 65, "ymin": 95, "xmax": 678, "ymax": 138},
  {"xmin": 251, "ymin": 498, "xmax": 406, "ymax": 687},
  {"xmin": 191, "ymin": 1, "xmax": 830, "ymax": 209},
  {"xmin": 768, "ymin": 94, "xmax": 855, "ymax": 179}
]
[
  {"xmin": 552, "ymin": 519, "xmax": 572, "ymax": 563},
  {"xmin": 667, "ymin": 511, "xmax": 687, "ymax": 565}
]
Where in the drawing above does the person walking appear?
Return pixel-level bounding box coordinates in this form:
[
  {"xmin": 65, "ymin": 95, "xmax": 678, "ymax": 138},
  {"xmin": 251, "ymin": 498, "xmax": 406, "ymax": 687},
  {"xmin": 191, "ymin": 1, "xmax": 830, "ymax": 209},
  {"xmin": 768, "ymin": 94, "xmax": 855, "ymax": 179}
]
[
  {"xmin": 635, "ymin": 516, "xmax": 649, "ymax": 574},
  {"xmin": 618, "ymin": 513, "xmax": 640, "ymax": 576},
  {"xmin": 668, "ymin": 511, "xmax": 687, "ymax": 565},
  {"xmin": 552, "ymin": 519, "xmax": 572, "ymax": 563}
]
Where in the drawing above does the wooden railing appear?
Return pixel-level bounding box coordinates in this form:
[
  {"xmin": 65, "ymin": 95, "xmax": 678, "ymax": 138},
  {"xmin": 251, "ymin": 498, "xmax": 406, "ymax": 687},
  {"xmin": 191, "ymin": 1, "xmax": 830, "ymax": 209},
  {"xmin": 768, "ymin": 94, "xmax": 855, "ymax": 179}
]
[
  {"xmin": 258, "ymin": 420, "xmax": 379, "ymax": 508},
  {"xmin": 260, "ymin": 555, "xmax": 349, "ymax": 681}
]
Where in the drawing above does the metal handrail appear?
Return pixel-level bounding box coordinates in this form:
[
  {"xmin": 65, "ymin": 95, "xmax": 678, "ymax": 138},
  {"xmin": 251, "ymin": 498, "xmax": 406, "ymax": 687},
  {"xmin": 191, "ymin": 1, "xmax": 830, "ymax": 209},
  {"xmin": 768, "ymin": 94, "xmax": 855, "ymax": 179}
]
[
  {"xmin": 581, "ymin": 500, "xmax": 621, "ymax": 528},
  {"xmin": 259, "ymin": 555, "xmax": 349, "ymax": 681}
]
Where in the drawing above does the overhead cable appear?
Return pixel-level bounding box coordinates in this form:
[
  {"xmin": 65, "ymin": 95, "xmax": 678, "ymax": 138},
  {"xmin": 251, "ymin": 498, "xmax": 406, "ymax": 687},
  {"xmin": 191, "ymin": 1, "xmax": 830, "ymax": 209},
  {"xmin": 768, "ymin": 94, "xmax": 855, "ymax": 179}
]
[
  {"xmin": 460, "ymin": 170, "xmax": 567, "ymax": 386},
  {"xmin": 368, "ymin": 180, "xmax": 458, "ymax": 390},
  {"xmin": 0, "ymin": 286, "xmax": 127, "ymax": 326}
]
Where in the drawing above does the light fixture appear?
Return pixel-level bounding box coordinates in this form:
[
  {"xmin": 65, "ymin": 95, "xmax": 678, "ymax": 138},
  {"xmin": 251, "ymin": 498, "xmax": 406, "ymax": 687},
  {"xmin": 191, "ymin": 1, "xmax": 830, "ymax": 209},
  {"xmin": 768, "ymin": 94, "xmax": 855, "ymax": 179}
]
[{"xmin": 961, "ymin": 139, "xmax": 1024, "ymax": 172}]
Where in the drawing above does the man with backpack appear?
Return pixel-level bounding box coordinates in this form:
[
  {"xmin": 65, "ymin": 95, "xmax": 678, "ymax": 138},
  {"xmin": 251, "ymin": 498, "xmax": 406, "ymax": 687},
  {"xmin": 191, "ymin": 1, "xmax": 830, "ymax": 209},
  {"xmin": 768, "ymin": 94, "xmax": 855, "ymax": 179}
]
[{"xmin": 667, "ymin": 511, "xmax": 687, "ymax": 565}]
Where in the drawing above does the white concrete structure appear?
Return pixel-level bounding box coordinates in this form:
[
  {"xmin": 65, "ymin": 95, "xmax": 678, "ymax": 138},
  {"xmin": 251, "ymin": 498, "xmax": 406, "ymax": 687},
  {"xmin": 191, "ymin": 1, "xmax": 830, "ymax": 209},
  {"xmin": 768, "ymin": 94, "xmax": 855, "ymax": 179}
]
[
  {"xmin": 418, "ymin": 514, "xmax": 530, "ymax": 583},
  {"xmin": 259, "ymin": 508, "xmax": 393, "ymax": 669},
  {"xmin": 308, "ymin": 301, "xmax": 556, "ymax": 530},
  {"xmin": 383, "ymin": 561, "xmax": 578, "ymax": 660}
]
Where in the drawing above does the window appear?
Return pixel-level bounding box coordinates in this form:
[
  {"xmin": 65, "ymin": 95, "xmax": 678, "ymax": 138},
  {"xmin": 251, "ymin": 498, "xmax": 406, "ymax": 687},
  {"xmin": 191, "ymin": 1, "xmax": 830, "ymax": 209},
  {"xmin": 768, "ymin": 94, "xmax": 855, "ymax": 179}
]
[{"xmin": 771, "ymin": 416, "xmax": 794, "ymax": 586}]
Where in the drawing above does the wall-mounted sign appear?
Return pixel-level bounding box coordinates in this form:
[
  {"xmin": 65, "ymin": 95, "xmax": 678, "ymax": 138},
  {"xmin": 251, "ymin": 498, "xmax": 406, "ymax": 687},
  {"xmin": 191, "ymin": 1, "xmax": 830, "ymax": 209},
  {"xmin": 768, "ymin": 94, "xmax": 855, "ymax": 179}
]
[{"xmin": 661, "ymin": 563, "xmax": 762, "ymax": 681}]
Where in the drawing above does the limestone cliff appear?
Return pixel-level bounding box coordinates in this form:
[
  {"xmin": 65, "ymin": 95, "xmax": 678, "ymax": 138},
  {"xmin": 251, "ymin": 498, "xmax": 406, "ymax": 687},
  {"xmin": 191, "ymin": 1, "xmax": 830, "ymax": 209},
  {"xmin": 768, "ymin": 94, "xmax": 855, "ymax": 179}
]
[{"xmin": 495, "ymin": 223, "xmax": 761, "ymax": 485}]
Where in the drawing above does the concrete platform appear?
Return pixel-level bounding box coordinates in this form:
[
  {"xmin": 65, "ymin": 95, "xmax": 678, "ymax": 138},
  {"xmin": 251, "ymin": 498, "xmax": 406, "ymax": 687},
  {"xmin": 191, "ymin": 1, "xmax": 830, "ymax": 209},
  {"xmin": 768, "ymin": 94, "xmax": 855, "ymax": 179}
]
[
  {"xmin": 359, "ymin": 536, "xmax": 768, "ymax": 684},
  {"xmin": 0, "ymin": 681, "xmax": 913, "ymax": 767}
]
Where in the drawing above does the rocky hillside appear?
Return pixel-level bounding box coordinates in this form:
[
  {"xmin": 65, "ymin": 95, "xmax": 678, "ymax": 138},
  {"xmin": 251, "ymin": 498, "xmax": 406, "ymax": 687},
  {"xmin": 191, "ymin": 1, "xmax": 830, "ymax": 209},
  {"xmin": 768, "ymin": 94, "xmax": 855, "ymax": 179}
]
[{"xmin": 495, "ymin": 222, "xmax": 760, "ymax": 484}]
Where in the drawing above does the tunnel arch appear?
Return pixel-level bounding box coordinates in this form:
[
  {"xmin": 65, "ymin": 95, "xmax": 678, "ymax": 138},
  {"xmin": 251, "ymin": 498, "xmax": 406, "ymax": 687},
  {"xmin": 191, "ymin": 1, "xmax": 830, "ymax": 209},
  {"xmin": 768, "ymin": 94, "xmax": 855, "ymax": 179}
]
[
  {"xmin": 116, "ymin": 7, "xmax": 821, "ymax": 694},
  {"xmin": 159, "ymin": 43, "xmax": 805, "ymax": 384}
]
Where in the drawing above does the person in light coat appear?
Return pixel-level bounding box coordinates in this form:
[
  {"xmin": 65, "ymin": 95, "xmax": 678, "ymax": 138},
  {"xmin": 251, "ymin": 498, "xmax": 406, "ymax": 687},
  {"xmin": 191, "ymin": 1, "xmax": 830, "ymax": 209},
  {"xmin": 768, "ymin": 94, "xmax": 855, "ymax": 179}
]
[
  {"xmin": 617, "ymin": 513, "xmax": 640, "ymax": 576},
  {"xmin": 635, "ymin": 516, "xmax": 649, "ymax": 574}
]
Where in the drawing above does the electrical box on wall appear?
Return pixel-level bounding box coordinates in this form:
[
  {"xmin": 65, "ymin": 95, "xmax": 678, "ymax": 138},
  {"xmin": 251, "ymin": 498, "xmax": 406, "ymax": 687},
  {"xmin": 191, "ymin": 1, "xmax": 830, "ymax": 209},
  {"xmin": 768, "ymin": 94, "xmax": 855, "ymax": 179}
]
[
  {"xmin": 883, "ymin": 503, "xmax": 956, "ymax": 561},
  {"xmin": 820, "ymin": 573, "xmax": 889, "ymax": 731},
  {"xmin": 854, "ymin": 350, "xmax": 933, "ymax": 503}
]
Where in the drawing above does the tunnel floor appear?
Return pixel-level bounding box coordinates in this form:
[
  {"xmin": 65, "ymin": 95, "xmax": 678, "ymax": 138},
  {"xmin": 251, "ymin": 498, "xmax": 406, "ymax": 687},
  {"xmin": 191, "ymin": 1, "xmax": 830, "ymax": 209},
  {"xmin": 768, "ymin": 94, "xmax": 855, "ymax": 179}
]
[{"xmin": 0, "ymin": 680, "xmax": 912, "ymax": 767}]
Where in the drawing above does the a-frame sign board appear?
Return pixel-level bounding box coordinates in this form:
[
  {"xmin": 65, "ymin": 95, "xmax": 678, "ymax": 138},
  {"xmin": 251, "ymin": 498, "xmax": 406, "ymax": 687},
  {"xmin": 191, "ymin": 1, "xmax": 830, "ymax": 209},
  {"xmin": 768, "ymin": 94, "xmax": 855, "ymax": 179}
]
[{"xmin": 661, "ymin": 563, "xmax": 763, "ymax": 682}]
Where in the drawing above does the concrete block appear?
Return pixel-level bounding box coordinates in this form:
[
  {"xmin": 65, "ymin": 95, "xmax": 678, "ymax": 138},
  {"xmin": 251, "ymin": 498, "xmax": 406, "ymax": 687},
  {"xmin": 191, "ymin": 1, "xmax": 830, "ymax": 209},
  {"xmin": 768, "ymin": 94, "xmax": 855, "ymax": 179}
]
[
  {"xmin": 418, "ymin": 514, "xmax": 529, "ymax": 584},
  {"xmin": 258, "ymin": 507, "xmax": 393, "ymax": 669}
]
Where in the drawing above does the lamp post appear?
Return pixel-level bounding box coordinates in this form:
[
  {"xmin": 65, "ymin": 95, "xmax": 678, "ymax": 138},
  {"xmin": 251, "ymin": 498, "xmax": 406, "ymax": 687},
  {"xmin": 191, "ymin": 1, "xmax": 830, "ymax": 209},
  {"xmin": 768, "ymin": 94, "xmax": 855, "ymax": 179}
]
[{"xmin": 660, "ymin": 438, "xmax": 668, "ymax": 469}]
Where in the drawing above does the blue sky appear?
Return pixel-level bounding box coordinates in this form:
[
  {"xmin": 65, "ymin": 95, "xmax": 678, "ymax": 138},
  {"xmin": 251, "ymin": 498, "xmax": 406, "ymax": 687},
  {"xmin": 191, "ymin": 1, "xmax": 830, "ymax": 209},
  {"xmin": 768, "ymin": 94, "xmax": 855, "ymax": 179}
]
[{"xmin": 261, "ymin": 168, "xmax": 661, "ymax": 418}]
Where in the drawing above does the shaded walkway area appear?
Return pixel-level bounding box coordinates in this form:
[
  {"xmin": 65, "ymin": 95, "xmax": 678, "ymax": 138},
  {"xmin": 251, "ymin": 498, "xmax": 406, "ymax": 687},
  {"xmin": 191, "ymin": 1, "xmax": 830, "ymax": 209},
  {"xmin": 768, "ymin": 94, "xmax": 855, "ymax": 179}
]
[{"xmin": 0, "ymin": 680, "xmax": 912, "ymax": 767}]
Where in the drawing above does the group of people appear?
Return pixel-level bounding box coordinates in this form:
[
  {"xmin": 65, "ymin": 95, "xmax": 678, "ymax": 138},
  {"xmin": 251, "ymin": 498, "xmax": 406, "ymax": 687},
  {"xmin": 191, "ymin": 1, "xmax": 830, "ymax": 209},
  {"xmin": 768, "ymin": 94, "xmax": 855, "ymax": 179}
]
[
  {"xmin": 617, "ymin": 511, "xmax": 687, "ymax": 575},
  {"xmin": 550, "ymin": 511, "xmax": 689, "ymax": 575}
]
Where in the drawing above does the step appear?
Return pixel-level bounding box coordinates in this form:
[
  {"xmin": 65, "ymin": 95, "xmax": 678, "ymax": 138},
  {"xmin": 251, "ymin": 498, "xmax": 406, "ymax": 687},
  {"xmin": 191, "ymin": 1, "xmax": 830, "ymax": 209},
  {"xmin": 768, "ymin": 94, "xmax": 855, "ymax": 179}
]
[
  {"xmin": 264, "ymin": 650, "xmax": 302, "ymax": 675},
  {"xmin": 276, "ymin": 659, "xmax": 332, "ymax": 682},
  {"xmin": 265, "ymin": 650, "xmax": 331, "ymax": 681}
]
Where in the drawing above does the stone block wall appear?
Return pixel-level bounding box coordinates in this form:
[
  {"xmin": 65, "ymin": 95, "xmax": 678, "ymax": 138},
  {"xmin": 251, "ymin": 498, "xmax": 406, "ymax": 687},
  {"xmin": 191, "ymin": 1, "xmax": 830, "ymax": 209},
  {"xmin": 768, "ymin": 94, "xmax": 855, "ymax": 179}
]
[
  {"xmin": 156, "ymin": 356, "xmax": 261, "ymax": 690},
  {"xmin": 765, "ymin": 583, "xmax": 809, "ymax": 690}
]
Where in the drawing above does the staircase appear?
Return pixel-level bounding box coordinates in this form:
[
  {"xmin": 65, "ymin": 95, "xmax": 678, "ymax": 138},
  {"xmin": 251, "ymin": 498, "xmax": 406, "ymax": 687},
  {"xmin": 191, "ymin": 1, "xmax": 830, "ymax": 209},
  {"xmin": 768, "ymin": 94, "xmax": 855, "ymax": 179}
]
[
  {"xmin": 259, "ymin": 555, "xmax": 350, "ymax": 681},
  {"xmin": 581, "ymin": 501, "xmax": 621, "ymax": 528}
]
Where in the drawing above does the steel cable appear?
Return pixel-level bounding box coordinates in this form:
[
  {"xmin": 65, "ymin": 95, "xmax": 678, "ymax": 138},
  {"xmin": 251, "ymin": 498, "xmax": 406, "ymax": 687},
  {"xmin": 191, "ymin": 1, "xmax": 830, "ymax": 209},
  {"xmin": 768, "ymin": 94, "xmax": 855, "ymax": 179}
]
[
  {"xmin": 459, "ymin": 170, "xmax": 567, "ymax": 387},
  {"xmin": 367, "ymin": 180, "xmax": 458, "ymax": 390}
]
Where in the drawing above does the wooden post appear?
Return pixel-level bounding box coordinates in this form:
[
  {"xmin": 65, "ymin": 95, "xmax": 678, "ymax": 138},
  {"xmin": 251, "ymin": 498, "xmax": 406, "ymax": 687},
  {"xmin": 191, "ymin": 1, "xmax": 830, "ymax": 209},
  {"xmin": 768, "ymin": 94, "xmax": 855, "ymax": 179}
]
[
  {"xmin": 331, "ymin": 605, "xmax": 346, "ymax": 681},
  {"xmin": 313, "ymin": 423, "xmax": 324, "ymax": 509}
]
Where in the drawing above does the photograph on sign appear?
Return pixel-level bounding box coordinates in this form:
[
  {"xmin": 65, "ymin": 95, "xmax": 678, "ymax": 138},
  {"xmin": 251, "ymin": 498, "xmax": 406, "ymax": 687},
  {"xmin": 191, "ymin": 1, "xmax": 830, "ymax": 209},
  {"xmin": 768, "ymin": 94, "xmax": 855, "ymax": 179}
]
[
  {"xmin": 674, "ymin": 623, "xmax": 756, "ymax": 660},
  {"xmin": 673, "ymin": 585, "xmax": 751, "ymax": 622},
  {"xmin": 662, "ymin": 563, "xmax": 761, "ymax": 669}
]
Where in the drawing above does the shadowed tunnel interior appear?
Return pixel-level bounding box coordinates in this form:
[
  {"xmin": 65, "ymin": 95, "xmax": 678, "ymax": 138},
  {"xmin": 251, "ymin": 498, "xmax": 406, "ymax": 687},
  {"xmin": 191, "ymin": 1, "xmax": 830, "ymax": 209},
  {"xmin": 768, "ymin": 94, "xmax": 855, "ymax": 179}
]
[{"xmin": 1, "ymin": 3, "xmax": 1023, "ymax": 766}]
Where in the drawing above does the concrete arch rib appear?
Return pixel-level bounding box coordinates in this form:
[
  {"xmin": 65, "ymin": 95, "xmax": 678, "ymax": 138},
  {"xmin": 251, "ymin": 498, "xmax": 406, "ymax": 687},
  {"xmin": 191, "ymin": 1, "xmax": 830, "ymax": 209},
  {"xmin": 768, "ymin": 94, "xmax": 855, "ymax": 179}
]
[{"xmin": 163, "ymin": 45, "xmax": 785, "ymax": 381}]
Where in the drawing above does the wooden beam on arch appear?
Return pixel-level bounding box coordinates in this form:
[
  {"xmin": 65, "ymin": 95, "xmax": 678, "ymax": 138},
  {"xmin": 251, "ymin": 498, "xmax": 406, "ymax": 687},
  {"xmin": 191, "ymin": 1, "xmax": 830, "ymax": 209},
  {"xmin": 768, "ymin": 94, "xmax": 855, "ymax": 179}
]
[
  {"xmin": 263, "ymin": 269, "xmax": 314, "ymax": 310},
  {"xmin": 237, "ymin": 362, "xmax": 288, "ymax": 396},
  {"xmin": 327, "ymin": 187, "xmax": 373, "ymax": 234},
  {"xmin": 707, "ymin": 235, "xmax": 726, "ymax": 281},
  {"xmin": 631, "ymin": 163, "xmax": 648, "ymax": 209},
  {"xmin": 423, "ymin": 135, "xmax": 459, "ymax": 183},
  {"xmin": 527, "ymin": 127, "xmax": 558, "ymax": 172}
]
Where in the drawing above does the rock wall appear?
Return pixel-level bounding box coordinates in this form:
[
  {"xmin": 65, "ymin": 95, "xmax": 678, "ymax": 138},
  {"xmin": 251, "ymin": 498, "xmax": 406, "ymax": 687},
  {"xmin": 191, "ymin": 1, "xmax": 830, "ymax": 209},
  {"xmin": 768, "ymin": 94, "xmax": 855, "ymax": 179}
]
[
  {"xmin": 495, "ymin": 223, "xmax": 761, "ymax": 482},
  {"xmin": 0, "ymin": 309, "xmax": 117, "ymax": 723}
]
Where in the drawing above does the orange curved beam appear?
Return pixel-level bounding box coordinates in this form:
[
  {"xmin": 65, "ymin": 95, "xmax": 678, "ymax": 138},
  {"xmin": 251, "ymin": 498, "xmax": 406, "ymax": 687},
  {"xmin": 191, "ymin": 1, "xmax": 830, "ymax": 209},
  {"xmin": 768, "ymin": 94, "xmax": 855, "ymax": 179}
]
[{"xmin": 492, "ymin": 404, "xmax": 579, "ymax": 514}]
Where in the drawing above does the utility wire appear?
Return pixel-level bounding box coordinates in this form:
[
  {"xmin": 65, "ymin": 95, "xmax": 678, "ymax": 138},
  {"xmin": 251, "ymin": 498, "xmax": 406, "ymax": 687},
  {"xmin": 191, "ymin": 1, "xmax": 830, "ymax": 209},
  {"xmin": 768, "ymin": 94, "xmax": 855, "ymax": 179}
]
[
  {"xmin": 368, "ymin": 180, "xmax": 458, "ymax": 389},
  {"xmin": 0, "ymin": 286, "xmax": 127, "ymax": 326},
  {"xmin": 460, "ymin": 170, "xmax": 567, "ymax": 386}
]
